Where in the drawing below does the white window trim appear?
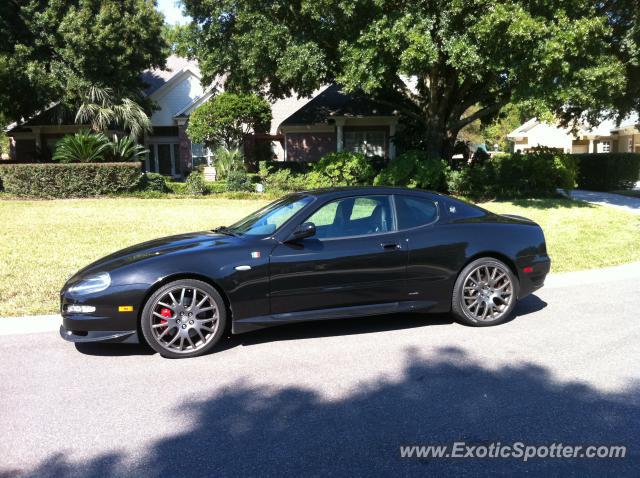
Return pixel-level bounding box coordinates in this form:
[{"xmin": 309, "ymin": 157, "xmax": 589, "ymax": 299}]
[
  {"xmin": 145, "ymin": 139, "xmax": 180, "ymax": 177},
  {"xmin": 598, "ymin": 140, "xmax": 611, "ymax": 153},
  {"xmin": 343, "ymin": 130, "xmax": 386, "ymax": 157}
]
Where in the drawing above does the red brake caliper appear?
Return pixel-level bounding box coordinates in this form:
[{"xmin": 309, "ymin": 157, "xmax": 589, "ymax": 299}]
[{"xmin": 159, "ymin": 307, "xmax": 172, "ymax": 326}]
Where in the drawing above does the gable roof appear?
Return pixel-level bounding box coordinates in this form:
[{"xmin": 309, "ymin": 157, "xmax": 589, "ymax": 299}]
[
  {"xmin": 509, "ymin": 114, "xmax": 640, "ymax": 140},
  {"xmin": 141, "ymin": 55, "xmax": 201, "ymax": 96},
  {"xmin": 279, "ymin": 84, "xmax": 396, "ymax": 126},
  {"xmin": 507, "ymin": 118, "xmax": 540, "ymax": 138}
]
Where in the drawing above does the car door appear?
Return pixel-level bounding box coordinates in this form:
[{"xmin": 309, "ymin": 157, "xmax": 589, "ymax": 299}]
[
  {"xmin": 394, "ymin": 193, "xmax": 463, "ymax": 312},
  {"xmin": 269, "ymin": 194, "xmax": 408, "ymax": 316}
]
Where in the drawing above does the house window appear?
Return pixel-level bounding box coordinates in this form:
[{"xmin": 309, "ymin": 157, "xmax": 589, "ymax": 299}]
[
  {"xmin": 344, "ymin": 130, "xmax": 386, "ymax": 157},
  {"xmin": 191, "ymin": 143, "xmax": 214, "ymax": 169},
  {"xmin": 598, "ymin": 141, "xmax": 611, "ymax": 153},
  {"xmin": 629, "ymin": 138, "xmax": 634, "ymax": 152}
]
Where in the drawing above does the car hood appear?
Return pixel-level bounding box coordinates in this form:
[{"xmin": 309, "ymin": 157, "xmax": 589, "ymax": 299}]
[{"xmin": 66, "ymin": 231, "xmax": 242, "ymax": 285}]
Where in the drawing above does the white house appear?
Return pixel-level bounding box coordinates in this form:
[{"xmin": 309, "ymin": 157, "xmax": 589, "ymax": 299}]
[
  {"xmin": 6, "ymin": 56, "xmax": 401, "ymax": 176},
  {"xmin": 507, "ymin": 115, "xmax": 640, "ymax": 154}
]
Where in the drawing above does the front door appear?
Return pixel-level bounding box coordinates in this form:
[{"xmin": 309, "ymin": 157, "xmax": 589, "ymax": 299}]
[
  {"xmin": 269, "ymin": 195, "xmax": 408, "ymax": 315},
  {"xmin": 147, "ymin": 143, "xmax": 180, "ymax": 176}
]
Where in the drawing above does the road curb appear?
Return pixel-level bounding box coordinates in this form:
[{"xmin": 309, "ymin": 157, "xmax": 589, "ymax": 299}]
[
  {"xmin": 543, "ymin": 261, "xmax": 640, "ymax": 289},
  {"xmin": 0, "ymin": 315, "xmax": 61, "ymax": 336}
]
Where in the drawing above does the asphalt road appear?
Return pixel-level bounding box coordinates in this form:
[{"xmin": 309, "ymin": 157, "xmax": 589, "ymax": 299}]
[{"xmin": 1, "ymin": 277, "xmax": 639, "ymax": 477}]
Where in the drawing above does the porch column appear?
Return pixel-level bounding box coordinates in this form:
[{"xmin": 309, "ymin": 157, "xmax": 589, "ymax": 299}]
[
  {"xmin": 32, "ymin": 127, "xmax": 42, "ymax": 155},
  {"xmin": 389, "ymin": 119, "xmax": 398, "ymax": 160},
  {"xmin": 335, "ymin": 118, "xmax": 345, "ymax": 152},
  {"xmin": 176, "ymin": 118, "xmax": 192, "ymax": 175},
  {"xmin": 588, "ymin": 139, "xmax": 594, "ymax": 153},
  {"xmin": 8, "ymin": 137, "xmax": 16, "ymax": 160}
]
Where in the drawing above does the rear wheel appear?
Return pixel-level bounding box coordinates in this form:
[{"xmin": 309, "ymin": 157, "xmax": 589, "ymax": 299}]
[
  {"xmin": 141, "ymin": 279, "xmax": 226, "ymax": 358},
  {"xmin": 451, "ymin": 258, "xmax": 518, "ymax": 326}
]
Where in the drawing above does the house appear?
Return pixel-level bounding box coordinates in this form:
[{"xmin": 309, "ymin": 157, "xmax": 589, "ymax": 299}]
[
  {"xmin": 507, "ymin": 115, "xmax": 640, "ymax": 154},
  {"xmin": 275, "ymin": 84, "xmax": 399, "ymax": 162},
  {"xmin": 5, "ymin": 56, "xmax": 400, "ymax": 176}
]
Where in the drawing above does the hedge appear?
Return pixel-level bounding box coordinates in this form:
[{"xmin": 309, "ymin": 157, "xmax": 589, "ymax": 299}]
[
  {"xmin": 0, "ymin": 162, "xmax": 142, "ymax": 198},
  {"xmin": 447, "ymin": 149, "xmax": 578, "ymax": 199},
  {"xmin": 575, "ymin": 153, "xmax": 640, "ymax": 191}
]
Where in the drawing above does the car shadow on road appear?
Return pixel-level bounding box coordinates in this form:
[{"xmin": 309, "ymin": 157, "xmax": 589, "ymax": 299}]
[
  {"xmin": 73, "ymin": 295, "xmax": 547, "ymax": 357},
  {"xmin": 9, "ymin": 345, "xmax": 638, "ymax": 477}
]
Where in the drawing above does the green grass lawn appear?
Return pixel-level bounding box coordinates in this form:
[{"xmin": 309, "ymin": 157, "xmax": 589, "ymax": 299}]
[{"xmin": 1, "ymin": 196, "xmax": 639, "ymax": 316}]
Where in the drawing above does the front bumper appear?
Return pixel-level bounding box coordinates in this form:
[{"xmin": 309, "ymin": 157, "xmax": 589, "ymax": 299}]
[
  {"xmin": 59, "ymin": 283, "xmax": 149, "ymax": 344},
  {"xmin": 59, "ymin": 325, "xmax": 139, "ymax": 343}
]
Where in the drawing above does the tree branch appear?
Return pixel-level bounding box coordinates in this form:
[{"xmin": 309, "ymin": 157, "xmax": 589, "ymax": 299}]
[{"xmin": 453, "ymin": 100, "xmax": 507, "ymax": 131}]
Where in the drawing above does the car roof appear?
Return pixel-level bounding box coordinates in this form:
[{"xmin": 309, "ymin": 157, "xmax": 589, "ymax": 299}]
[{"xmin": 297, "ymin": 186, "xmax": 444, "ymax": 200}]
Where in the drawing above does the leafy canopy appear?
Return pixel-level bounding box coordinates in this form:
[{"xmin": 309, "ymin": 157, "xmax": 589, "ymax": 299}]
[
  {"xmin": 0, "ymin": 0, "xmax": 167, "ymax": 123},
  {"xmin": 184, "ymin": 0, "xmax": 639, "ymax": 159},
  {"xmin": 187, "ymin": 92, "xmax": 272, "ymax": 148}
]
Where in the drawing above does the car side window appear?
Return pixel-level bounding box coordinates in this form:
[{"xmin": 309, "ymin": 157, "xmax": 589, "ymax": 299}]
[
  {"xmin": 395, "ymin": 195, "xmax": 438, "ymax": 230},
  {"xmin": 306, "ymin": 195, "xmax": 393, "ymax": 239}
]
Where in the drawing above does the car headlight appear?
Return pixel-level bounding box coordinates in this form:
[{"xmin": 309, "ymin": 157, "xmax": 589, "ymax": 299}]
[{"xmin": 68, "ymin": 272, "xmax": 111, "ymax": 295}]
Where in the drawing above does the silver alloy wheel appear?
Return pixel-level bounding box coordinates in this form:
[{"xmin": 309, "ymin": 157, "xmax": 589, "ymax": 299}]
[
  {"xmin": 461, "ymin": 264, "xmax": 513, "ymax": 322},
  {"xmin": 149, "ymin": 286, "xmax": 219, "ymax": 354}
]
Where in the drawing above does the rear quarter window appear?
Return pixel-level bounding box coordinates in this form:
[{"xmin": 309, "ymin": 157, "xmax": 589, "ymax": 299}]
[
  {"xmin": 395, "ymin": 195, "xmax": 439, "ymax": 229},
  {"xmin": 445, "ymin": 199, "xmax": 487, "ymax": 219}
]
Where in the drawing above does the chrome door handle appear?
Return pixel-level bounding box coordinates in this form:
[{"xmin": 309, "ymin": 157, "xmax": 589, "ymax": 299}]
[{"xmin": 235, "ymin": 265, "xmax": 252, "ymax": 271}]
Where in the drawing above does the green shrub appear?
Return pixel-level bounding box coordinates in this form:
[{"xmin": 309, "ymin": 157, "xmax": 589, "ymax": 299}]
[
  {"xmin": 258, "ymin": 160, "xmax": 313, "ymax": 175},
  {"xmin": 108, "ymin": 135, "xmax": 148, "ymax": 162},
  {"xmin": 575, "ymin": 153, "xmax": 640, "ymax": 191},
  {"xmin": 141, "ymin": 172, "xmax": 168, "ymax": 192},
  {"xmin": 262, "ymin": 168, "xmax": 309, "ymax": 192},
  {"xmin": 446, "ymin": 149, "xmax": 578, "ymax": 199},
  {"xmin": 213, "ymin": 147, "xmax": 244, "ymax": 179},
  {"xmin": 166, "ymin": 181, "xmax": 187, "ymax": 195},
  {"xmin": 185, "ymin": 172, "xmax": 207, "ymax": 195},
  {"xmin": 445, "ymin": 166, "xmax": 493, "ymax": 198},
  {"xmin": 311, "ymin": 152, "xmax": 375, "ymax": 186},
  {"xmin": 0, "ymin": 162, "xmax": 141, "ymax": 198},
  {"xmin": 374, "ymin": 150, "xmax": 448, "ymax": 190},
  {"xmin": 226, "ymin": 169, "xmax": 254, "ymax": 192},
  {"xmin": 206, "ymin": 180, "xmax": 228, "ymax": 194},
  {"xmin": 490, "ymin": 149, "xmax": 577, "ymax": 197},
  {"xmin": 52, "ymin": 130, "xmax": 110, "ymax": 163}
]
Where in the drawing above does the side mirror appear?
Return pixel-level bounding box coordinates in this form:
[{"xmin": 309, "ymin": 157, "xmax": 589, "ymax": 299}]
[{"xmin": 288, "ymin": 222, "xmax": 316, "ymax": 241}]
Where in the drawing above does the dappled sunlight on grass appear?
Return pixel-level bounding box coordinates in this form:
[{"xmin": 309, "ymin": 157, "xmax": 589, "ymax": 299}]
[{"xmin": 481, "ymin": 198, "xmax": 640, "ymax": 273}]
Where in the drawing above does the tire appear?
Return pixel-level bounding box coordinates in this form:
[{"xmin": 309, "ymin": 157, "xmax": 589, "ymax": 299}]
[
  {"xmin": 141, "ymin": 279, "xmax": 227, "ymax": 358},
  {"xmin": 451, "ymin": 257, "xmax": 518, "ymax": 327}
]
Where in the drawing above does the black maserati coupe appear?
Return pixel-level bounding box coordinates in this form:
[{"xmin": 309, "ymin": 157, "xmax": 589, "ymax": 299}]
[{"xmin": 60, "ymin": 187, "xmax": 550, "ymax": 358}]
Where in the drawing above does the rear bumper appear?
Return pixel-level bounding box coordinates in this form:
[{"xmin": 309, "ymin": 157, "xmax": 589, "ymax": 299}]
[{"xmin": 517, "ymin": 254, "xmax": 551, "ymax": 298}]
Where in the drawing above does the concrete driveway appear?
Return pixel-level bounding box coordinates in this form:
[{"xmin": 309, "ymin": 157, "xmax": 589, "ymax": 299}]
[
  {"xmin": 570, "ymin": 189, "xmax": 640, "ymax": 215},
  {"xmin": 1, "ymin": 271, "xmax": 639, "ymax": 477}
]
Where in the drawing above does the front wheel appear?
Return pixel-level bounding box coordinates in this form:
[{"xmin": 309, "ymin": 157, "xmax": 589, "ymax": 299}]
[
  {"xmin": 451, "ymin": 258, "xmax": 518, "ymax": 326},
  {"xmin": 141, "ymin": 279, "xmax": 227, "ymax": 358}
]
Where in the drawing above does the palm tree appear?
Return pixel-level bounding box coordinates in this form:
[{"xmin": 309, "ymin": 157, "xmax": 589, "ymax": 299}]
[
  {"xmin": 52, "ymin": 130, "xmax": 110, "ymax": 163},
  {"xmin": 109, "ymin": 135, "xmax": 149, "ymax": 162},
  {"xmin": 75, "ymin": 86, "xmax": 152, "ymax": 139},
  {"xmin": 213, "ymin": 146, "xmax": 244, "ymax": 179}
]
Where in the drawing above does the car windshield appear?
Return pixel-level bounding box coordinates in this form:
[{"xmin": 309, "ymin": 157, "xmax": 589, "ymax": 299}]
[{"xmin": 225, "ymin": 195, "xmax": 313, "ymax": 236}]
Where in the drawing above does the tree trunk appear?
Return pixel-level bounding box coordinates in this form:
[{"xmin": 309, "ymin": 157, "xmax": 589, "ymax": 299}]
[{"xmin": 423, "ymin": 116, "xmax": 457, "ymax": 162}]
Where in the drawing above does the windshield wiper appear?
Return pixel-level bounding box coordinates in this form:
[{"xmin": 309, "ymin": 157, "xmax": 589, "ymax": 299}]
[{"xmin": 213, "ymin": 226, "xmax": 239, "ymax": 237}]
